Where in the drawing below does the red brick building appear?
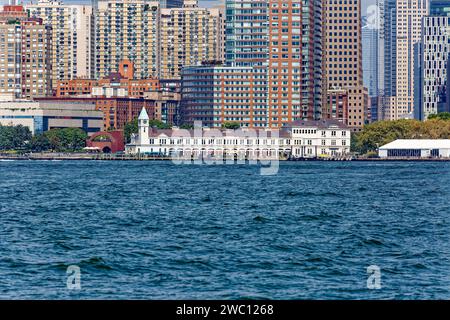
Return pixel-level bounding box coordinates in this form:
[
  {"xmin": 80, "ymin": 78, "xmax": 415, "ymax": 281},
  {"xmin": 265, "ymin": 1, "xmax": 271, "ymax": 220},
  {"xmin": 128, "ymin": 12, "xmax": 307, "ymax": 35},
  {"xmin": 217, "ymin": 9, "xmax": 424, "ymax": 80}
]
[
  {"xmin": 324, "ymin": 90, "xmax": 349, "ymax": 125},
  {"xmin": 35, "ymin": 96, "xmax": 179, "ymax": 131},
  {"xmin": 86, "ymin": 131, "xmax": 125, "ymax": 153},
  {"xmin": 56, "ymin": 60, "xmax": 160, "ymax": 98},
  {"xmin": 0, "ymin": 4, "xmax": 28, "ymax": 21}
]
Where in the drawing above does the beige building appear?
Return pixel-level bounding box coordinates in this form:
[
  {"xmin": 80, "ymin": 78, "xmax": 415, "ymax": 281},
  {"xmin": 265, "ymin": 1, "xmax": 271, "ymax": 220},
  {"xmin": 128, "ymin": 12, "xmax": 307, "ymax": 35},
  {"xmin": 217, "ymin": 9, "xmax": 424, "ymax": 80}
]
[
  {"xmin": 386, "ymin": 0, "xmax": 428, "ymax": 120},
  {"xmin": 94, "ymin": 0, "xmax": 161, "ymax": 80},
  {"xmin": 0, "ymin": 13, "xmax": 52, "ymax": 99},
  {"xmin": 0, "ymin": 94, "xmax": 103, "ymax": 135},
  {"xmin": 324, "ymin": 0, "xmax": 368, "ymax": 131},
  {"xmin": 159, "ymin": 1, "xmax": 224, "ymax": 79},
  {"xmin": 95, "ymin": 0, "xmax": 223, "ymax": 80},
  {"xmin": 27, "ymin": 0, "xmax": 94, "ymax": 88}
]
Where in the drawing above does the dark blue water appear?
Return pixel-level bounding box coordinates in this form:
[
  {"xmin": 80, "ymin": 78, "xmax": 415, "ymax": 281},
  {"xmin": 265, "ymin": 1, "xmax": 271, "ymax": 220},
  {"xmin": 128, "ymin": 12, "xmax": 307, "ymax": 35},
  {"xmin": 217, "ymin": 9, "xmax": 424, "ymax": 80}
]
[{"xmin": 0, "ymin": 160, "xmax": 449, "ymax": 299}]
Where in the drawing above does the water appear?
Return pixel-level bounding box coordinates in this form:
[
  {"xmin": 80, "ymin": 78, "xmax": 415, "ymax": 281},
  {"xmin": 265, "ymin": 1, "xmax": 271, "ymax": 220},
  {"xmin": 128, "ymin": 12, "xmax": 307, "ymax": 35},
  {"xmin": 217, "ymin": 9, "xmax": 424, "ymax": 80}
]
[{"xmin": 0, "ymin": 161, "xmax": 449, "ymax": 299}]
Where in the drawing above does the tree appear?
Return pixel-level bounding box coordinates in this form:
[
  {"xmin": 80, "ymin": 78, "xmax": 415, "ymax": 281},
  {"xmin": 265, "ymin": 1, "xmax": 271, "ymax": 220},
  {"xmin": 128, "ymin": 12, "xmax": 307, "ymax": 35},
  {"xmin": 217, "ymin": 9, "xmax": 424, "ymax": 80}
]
[
  {"xmin": 351, "ymin": 119, "xmax": 450, "ymax": 154},
  {"xmin": 428, "ymin": 112, "xmax": 450, "ymax": 120},
  {"xmin": 179, "ymin": 124, "xmax": 194, "ymax": 129},
  {"xmin": 29, "ymin": 134, "xmax": 51, "ymax": 152},
  {"xmin": 0, "ymin": 124, "xmax": 32, "ymax": 151},
  {"xmin": 124, "ymin": 118, "xmax": 172, "ymax": 143},
  {"xmin": 42, "ymin": 128, "xmax": 87, "ymax": 152},
  {"xmin": 148, "ymin": 119, "xmax": 171, "ymax": 129},
  {"xmin": 124, "ymin": 118, "xmax": 138, "ymax": 143},
  {"xmin": 59, "ymin": 128, "xmax": 88, "ymax": 151},
  {"xmin": 222, "ymin": 121, "xmax": 241, "ymax": 130}
]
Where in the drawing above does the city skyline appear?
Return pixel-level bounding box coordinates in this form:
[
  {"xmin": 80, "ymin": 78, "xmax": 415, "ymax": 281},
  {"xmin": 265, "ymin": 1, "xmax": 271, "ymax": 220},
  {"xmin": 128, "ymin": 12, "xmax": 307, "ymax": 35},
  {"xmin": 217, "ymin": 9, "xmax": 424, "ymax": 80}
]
[
  {"xmin": 2, "ymin": 0, "xmax": 377, "ymax": 10},
  {"xmin": 2, "ymin": 0, "xmax": 225, "ymax": 7},
  {"xmin": 2, "ymin": 0, "xmax": 450, "ymax": 129}
]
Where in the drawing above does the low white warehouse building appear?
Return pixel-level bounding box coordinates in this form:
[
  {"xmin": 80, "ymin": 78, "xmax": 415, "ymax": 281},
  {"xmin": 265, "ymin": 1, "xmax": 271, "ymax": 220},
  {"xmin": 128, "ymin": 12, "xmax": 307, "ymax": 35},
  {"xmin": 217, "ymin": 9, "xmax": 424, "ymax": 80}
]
[{"xmin": 379, "ymin": 140, "xmax": 450, "ymax": 158}]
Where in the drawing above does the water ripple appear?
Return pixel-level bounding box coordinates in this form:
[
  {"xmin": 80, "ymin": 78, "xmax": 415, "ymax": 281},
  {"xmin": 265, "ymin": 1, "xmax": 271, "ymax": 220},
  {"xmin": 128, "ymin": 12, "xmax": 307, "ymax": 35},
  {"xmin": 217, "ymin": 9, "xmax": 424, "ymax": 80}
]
[{"xmin": 0, "ymin": 161, "xmax": 449, "ymax": 299}]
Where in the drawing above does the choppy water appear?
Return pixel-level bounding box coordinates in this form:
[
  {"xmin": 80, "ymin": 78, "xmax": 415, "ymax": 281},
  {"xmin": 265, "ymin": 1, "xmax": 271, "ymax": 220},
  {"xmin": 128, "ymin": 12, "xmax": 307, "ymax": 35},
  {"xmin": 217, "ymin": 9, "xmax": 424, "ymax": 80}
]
[{"xmin": 0, "ymin": 160, "xmax": 449, "ymax": 299}]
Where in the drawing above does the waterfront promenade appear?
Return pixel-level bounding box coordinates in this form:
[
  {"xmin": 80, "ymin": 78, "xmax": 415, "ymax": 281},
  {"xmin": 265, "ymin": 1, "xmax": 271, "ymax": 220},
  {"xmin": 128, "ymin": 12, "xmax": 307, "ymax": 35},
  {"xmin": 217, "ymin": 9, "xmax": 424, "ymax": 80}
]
[{"xmin": 1, "ymin": 152, "xmax": 450, "ymax": 161}]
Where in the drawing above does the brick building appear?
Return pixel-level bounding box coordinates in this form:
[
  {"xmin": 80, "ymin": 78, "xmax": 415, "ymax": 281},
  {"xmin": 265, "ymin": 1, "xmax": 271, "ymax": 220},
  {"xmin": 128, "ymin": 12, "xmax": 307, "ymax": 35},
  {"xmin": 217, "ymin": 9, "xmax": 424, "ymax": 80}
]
[{"xmin": 55, "ymin": 60, "xmax": 160, "ymax": 98}]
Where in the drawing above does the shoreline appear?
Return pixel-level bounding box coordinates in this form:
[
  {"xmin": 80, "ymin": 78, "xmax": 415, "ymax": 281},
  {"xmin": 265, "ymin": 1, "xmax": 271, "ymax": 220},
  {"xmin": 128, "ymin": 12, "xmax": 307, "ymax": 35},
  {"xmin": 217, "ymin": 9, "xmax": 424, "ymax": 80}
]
[{"xmin": 1, "ymin": 154, "xmax": 450, "ymax": 162}]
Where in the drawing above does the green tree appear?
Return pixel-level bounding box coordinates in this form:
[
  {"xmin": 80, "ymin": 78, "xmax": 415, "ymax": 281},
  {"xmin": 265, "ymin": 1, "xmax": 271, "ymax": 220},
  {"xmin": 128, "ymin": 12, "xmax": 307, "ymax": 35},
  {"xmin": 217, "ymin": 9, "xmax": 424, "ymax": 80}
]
[
  {"xmin": 29, "ymin": 134, "xmax": 51, "ymax": 152},
  {"xmin": 351, "ymin": 119, "xmax": 450, "ymax": 154},
  {"xmin": 428, "ymin": 112, "xmax": 450, "ymax": 120},
  {"xmin": 124, "ymin": 118, "xmax": 138, "ymax": 143},
  {"xmin": 222, "ymin": 121, "xmax": 241, "ymax": 130},
  {"xmin": 148, "ymin": 119, "xmax": 171, "ymax": 129},
  {"xmin": 0, "ymin": 124, "xmax": 32, "ymax": 151},
  {"xmin": 179, "ymin": 124, "xmax": 194, "ymax": 129},
  {"xmin": 123, "ymin": 118, "xmax": 172, "ymax": 143},
  {"xmin": 43, "ymin": 128, "xmax": 87, "ymax": 152}
]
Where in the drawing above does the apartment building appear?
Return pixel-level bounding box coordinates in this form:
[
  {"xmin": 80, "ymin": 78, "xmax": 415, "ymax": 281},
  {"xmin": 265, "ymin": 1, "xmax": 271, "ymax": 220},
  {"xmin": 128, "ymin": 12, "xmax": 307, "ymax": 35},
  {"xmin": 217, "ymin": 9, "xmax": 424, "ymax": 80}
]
[
  {"xmin": 94, "ymin": 0, "xmax": 161, "ymax": 80},
  {"xmin": 0, "ymin": 8, "xmax": 52, "ymax": 99},
  {"xmin": 383, "ymin": 0, "xmax": 429, "ymax": 120},
  {"xmin": 159, "ymin": 1, "xmax": 224, "ymax": 79},
  {"xmin": 27, "ymin": 0, "xmax": 94, "ymax": 87},
  {"xmin": 415, "ymin": 1, "xmax": 450, "ymax": 120},
  {"xmin": 180, "ymin": 65, "xmax": 268, "ymax": 128},
  {"xmin": 324, "ymin": 0, "xmax": 369, "ymax": 130}
]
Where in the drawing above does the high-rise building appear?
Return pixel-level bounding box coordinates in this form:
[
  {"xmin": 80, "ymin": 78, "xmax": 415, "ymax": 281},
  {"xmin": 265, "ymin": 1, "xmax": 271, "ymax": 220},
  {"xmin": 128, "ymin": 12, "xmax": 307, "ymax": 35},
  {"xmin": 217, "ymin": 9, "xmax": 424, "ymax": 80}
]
[
  {"xmin": 27, "ymin": 0, "xmax": 94, "ymax": 88},
  {"xmin": 0, "ymin": 6, "xmax": 52, "ymax": 99},
  {"xmin": 94, "ymin": 0, "xmax": 223, "ymax": 80},
  {"xmin": 159, "ymin": 1, "xmax": 224, "ymax": 79},
  {"xmin": 430, "ymin": 0, "xmax": 450, "ymax": 16},
  {"xmin": 92, "ymin": 0, "xmax": 183, "ymax": 10},
  {"xmin": 160, "ymin": 0, "xmax": 185, "ymax": 8},
  {"xmin": 204, "ymin": 0, "xmax": 323, "ymax": 128},
  {"xmin": 381, "ymin": 0, "xmax": 396, "ymax": 98},
  {"xmin": 362, "ymin": 16, "xmax": 379, "ymax": 97},
  {"xmin": 225, "ymin": 0, "xmax": 269, "ymax": 68},
  {"xmin": 383, "ymin": 0, "xmax": 428, "ymax": 120},
  {"xmin": 267, "ymin": 0, "xmax": 323, "ymax": 127},
  {"xmin": 181, "ymin": 65, "xmax": 268, "ymax": 127},
  {"xmin": 94, "ymin": 0, "xmax": 161, "ymax": 80},
  {"xmin": 415, "ymin": 0, "xmax": 450, "ymax": 120},
  {"xmin": 0, "ymin": 2, "xmax": 28, "ymax": 21},
  {"xmin": 375, "ymin": 0, "xmax": 385, "ymax": 97},
  {"xmin": 324, "ymin": 0, "xmax": 369, "ymax": 130}
]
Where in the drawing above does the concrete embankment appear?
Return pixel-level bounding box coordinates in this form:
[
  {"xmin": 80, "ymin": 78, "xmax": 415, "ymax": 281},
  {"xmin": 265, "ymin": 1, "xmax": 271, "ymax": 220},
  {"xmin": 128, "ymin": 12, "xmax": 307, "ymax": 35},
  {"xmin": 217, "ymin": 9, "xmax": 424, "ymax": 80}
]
[{"xmin": 1, "ymin": 153, "xmax": 449, "ymax": 161}]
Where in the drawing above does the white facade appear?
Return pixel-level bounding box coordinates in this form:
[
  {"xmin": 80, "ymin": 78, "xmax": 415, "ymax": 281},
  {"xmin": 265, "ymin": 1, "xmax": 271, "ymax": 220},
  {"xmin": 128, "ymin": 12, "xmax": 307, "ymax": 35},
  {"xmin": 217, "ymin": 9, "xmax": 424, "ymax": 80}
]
[
  {"xmin": 289, "ymin": 124, "xmax": 351, "ymax": 158},
  {"xmin": 379, "ymin": 139, "xmax": 450, "ymax": 158},
  {"xmin": 126, "ymin": 111, "xmax": 351, "ymax": 159}
]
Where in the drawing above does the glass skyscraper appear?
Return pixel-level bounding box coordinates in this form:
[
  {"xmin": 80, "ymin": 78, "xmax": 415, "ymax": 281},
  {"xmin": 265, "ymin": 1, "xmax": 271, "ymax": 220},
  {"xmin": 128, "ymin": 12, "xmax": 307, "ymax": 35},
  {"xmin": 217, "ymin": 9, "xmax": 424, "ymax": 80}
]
[
  {"xmin": 362, "ymin": 17, "xmax": 379, "ymax": 97},
  {"xmin": 430, "ymin": 0, "xmax": 450, "ymax": 16},
  {"xmin": 225, "ymin": 0, "xmax": 269, "ymax": 67}
]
